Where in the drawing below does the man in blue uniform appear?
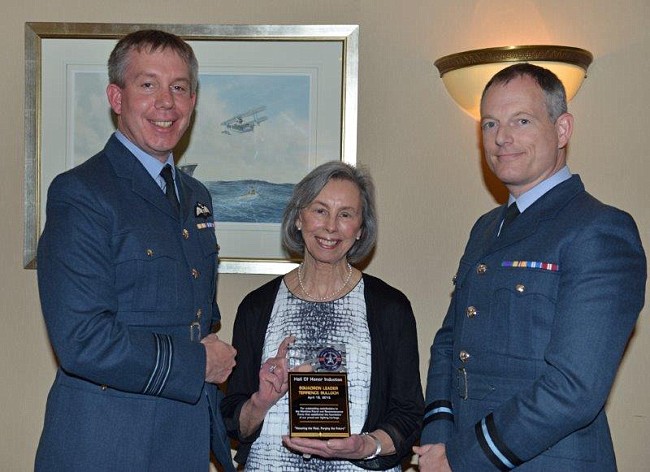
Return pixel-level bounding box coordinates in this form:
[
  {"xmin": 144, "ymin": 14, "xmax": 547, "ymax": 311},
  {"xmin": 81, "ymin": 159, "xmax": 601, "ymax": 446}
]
[
  {"xmin": 35, "ymin": 30, "xmax": 236, "ymax": 471},
  {"xmin": 415, "ymin": 63, "xmax": 646, "ymax": 470}
]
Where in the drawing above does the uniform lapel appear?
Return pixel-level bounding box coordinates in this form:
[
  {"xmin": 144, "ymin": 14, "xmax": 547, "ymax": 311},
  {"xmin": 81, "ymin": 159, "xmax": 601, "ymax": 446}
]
[
  {"xmin": 490, "ymin": 208, "xmax": 540, "ymax": 252},
  {"xmin": 176, "ymin": 169, "xmax": 197, "ymax": 224},
  {"xmin": 104, "ymin": 136, "xmax": 179, "ymax": 220},
  {"xmin": 488, "ymin": 175, "xmax": 584, "ymax": 255},
  {"xmin": 453, "ymin": 175, "xmax": 585, "ymax": 288}
]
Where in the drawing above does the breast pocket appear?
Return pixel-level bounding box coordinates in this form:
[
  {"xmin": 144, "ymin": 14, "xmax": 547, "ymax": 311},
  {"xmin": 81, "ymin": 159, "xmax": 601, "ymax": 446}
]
[
  {"xmin": 194, "ymin": 222, "xmax": 218, "ymax": 288},
  {"xmin": 453, "ymin": 258, "xmax": 474, "ymax": 290},
  {"xmin": 112, "ymin": 231, "xmax": 180, "ymax": 312},
  {"xmin": 196, "ymin": 222, "xmax": 218, "ymax": 258},
  {"xmin": 490, "ymin": 267, "xmax": 560, "ymax": 358}
]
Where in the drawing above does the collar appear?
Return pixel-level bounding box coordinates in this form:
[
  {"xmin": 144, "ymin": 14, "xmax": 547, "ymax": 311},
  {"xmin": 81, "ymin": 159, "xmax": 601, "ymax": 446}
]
[
  {"xmin": 509, "ymin": 166, "xmax": 572, "ymax": 213},
  {"xmin": 114, "ymin": 131, "xmax": 175, "ymax": 186}
]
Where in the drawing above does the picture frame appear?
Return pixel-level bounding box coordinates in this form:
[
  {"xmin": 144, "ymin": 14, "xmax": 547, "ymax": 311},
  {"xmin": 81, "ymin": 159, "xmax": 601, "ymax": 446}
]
[{"xmin": 23, "ymin": 22, "xmax": 359, "ymax": 274}]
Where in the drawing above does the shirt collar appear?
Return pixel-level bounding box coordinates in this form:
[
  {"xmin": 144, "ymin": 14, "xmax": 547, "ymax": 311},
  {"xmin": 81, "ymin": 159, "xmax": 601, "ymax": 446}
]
[
  {"xmin": 509, "ymin": 166, "xmax": 572, "ymax": 213},
  {"xmin": 114, "ymin": 131, "xmax": 175, "ymax": 183}
]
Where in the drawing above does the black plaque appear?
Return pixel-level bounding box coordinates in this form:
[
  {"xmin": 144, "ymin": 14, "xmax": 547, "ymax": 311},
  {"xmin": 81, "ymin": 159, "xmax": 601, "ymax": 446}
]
[{"xmin": 289, "ymin": 372, "xmax": 350, "ymax": 438}]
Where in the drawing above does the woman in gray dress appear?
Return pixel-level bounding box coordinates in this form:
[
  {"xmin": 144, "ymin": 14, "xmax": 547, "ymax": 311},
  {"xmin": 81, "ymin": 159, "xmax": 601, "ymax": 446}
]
[{"xmin": 221, "ymin": 161, "xmax": 423, "ymax": 470}]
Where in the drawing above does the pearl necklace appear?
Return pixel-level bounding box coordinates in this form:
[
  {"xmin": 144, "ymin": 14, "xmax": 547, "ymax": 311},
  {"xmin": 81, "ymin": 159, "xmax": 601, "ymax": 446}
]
[{"xmin": 298, "ymin": 262, "xmax": 353, "ymax": 301}]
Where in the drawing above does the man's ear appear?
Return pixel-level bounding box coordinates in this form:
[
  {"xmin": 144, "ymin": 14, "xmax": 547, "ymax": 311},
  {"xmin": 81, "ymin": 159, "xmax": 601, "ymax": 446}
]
[
  {"xmin": 555, "ymin": 112, "xmax": 574, "ymax": 149},
  {"xmin": 106, "ymin": 83, "xmax": 123, "ymax": 115}
]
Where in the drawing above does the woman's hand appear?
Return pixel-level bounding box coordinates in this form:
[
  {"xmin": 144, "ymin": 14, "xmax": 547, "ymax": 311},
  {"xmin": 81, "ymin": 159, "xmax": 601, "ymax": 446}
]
[
  {"xmin": 238, "ymin": 335, "xmax": 296, "ymax": 438},
  {"xmin": 281, "ymin": 433, "xmax": 375, "ymax": 460},
  {"xmin": 253, "ymin": 335, "xmax": 295, "ymax": 410}
]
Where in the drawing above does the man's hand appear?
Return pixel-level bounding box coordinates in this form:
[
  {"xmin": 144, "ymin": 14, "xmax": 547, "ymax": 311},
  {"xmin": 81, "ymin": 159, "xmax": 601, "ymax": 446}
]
[
  {"xmin": 413, "ymin": 443, "xmax": 452, "ymax": 472},
  {"xmin": 201, "ymin": 334, "xmax": 236, "ymax": 384}
]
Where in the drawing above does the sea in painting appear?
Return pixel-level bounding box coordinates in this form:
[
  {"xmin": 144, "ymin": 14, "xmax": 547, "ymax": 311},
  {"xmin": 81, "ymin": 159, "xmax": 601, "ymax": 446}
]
[{"xmin": 204, "ymin": 179, "xmax": 295, "ymax": 224}]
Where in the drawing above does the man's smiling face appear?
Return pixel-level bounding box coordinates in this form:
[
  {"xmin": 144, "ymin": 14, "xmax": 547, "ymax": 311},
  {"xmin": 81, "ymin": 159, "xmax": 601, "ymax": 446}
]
[
  {"xmin": 480, "ymin": 74, "xmax": 572, "ymax": 197},
  {"xmin": 107, "ymin": 48, "xmax": 196, "ymax": 162}
]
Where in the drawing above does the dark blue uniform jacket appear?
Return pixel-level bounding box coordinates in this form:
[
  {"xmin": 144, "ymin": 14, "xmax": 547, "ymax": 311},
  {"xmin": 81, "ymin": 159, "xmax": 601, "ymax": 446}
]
[
  {"xmin": 422, "ymin": 175, "xmax": 646, "ymax": 471},
  {"xmin": 35, "ymin": 136, "xmax": 234, "ymax": 471}
]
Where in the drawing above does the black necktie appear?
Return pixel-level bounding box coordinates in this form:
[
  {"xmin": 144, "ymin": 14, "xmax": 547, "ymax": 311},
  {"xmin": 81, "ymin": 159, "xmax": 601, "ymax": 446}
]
[
  {"xmin": 501, "ymin": 203, "xmax": 520, "ymax": 235},
  {"xmin": 160, "ymin": 164, "xmax": 180, "ymax": 216}
]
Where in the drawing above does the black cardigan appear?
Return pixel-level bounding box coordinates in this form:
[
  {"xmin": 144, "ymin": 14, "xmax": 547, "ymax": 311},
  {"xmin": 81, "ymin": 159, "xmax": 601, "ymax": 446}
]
[{"xmin": 221, "ymin": 274, "xmax": 424, "ymax": 470}]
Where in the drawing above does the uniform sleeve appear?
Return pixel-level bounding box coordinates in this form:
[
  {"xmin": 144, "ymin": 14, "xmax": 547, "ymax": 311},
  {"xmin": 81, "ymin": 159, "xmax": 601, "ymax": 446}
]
[
  {"xmin": 38, "ymin": 173, "xmax": 206, "ymax": 404},
  {"xmin": 445, "ymin": 210, "xmax": 646, "ymax": 470},
  {"xmin": 421, "ymin": 295, "xmax": 456, "ymax": 445}
]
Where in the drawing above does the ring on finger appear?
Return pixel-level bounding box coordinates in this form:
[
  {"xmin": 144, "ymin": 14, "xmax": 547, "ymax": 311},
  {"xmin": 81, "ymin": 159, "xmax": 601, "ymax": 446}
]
[{"xmin": 268, "ymin": 364, "xmax": 277, "ymax": 373}]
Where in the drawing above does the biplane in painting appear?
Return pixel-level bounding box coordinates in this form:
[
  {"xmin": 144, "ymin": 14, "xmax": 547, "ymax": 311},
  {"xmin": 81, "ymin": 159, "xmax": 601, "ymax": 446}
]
[{"xmin": 221, "ymin": 106, "xmax": 268, "ymax": 135}]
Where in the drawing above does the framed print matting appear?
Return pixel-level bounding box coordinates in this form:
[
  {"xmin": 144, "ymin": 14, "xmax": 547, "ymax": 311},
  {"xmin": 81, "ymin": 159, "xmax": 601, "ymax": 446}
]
[{"xmin": 23, "ymin": 22, "xmax": 359, "ymax": 274}]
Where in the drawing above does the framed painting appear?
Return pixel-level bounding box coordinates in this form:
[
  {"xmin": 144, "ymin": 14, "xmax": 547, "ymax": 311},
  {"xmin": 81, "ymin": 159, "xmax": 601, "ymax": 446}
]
[{"xmin": 23, "ymin": 22, "xmax": 359, "ymax": 274}]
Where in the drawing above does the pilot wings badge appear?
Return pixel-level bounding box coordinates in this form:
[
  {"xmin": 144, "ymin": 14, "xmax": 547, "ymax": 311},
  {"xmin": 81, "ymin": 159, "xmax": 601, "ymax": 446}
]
[{"xmin": 194, "ymin": 202, "xmax": 212, "ymax": 218}]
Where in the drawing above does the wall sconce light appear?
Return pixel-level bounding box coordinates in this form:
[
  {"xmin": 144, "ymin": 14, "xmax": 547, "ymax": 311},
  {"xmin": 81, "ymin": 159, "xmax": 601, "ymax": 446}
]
[{"xmin": 434, "ymin": 45, "xmax": 593, "ymax": 120}]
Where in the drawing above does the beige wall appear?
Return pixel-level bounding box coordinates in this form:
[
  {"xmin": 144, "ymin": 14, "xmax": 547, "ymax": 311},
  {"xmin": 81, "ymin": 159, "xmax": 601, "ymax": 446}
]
[{"xmin": 2, "ymin": 1, "xmax": 649, "ymax": 470}]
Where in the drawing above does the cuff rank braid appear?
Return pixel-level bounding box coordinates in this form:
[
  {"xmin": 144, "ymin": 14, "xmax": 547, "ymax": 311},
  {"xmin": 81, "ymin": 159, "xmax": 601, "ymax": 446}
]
[
  {"xmin": 475, "ymin": 413, "xmax": 523, "ymax": 471},
  {"xmin": 424, "ymin": 400, "xmax": 454, "ymax": 427},
  {"xmin": 142, "ymin": 333, "xmax": 174, "ymax": 396}
]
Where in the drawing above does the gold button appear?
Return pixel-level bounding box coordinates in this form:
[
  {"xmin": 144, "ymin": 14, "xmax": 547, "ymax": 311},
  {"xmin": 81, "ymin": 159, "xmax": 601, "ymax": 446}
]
[
  {"xmin": 477, "ymin": 264, "xmax": 488, "ymax": 275},
  {"xmin": 182, "ymin": 229, "xmax": 190, "ymax": 239},
  {"xmin": 196, "ymin": 308, "xmax": 202, "ymax": 319},
  {"xmin": 146, "ymin": 249, "xmax": 154, "ymax": 257},
  {"xmin": 515, "ymin": 284, "xmax": 525, "ymax": 293},
  {"xmin": 459, "ymin": 350, "xmax": 471, "ymax": 363},
  {"xmin": 100, "ymin": 384, "xmax": 108, "ymax": 391},
  {"xmin": 191, "ymin": 268, "xmax": 200, "ymax": 279},
  {"xmin": 466, "ymin": 306, "xmax": 477, "ymax": 318}
]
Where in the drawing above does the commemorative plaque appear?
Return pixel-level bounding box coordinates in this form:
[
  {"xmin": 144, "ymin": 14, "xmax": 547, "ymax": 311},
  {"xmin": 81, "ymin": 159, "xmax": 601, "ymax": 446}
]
[{"xmin": 288, "ymin": 344, "xmax": 350, "ymax": 438}]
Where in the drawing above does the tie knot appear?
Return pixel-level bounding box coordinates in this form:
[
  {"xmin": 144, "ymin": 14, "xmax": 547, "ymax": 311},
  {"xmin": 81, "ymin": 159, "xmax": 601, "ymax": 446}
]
[
  {"xmin": 160, "ymin": 164, "xmax": 175, "ymax": 187},
  {"xmin": 505, "ymin": 203, "xmax": 520, "ymax": 222},
  {"xmin": 501, "ymin": 203, "xmax": 520, "ymax": 234}
]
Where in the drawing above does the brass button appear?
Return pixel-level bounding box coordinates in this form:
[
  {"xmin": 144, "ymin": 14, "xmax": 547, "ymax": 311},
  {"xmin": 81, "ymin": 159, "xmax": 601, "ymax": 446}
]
[
  {"xmin": 459, "ymin": 350, "xmax": 471, "ymax": 363},
  {"xmin": 476, "ymin": 264, "xmax": 488, "ymax": 275},
  {"xmin": 182, "ymin": 229, "xmax": 190, "ymax": 239},
  {"xmin": 196, "ymin": 308, "xmax": 202, "ymax": 319},
  {"xmin": 191, "ymin": 268, "xmax": 200, "ymax": 279},
  {"xmin": 146, "ymin": 249, "xmax": 154, "ymax": 257},
  {"xmin": 466, "ymin": 306, "xmax": 477, "ymax": 318},
  {"xmin": 100, "ymin": 384, "xmax": 108, "ymax": 391},
  {"xmin": 515, "ymin": 283, "xmax": 526, "ymax": 293}
]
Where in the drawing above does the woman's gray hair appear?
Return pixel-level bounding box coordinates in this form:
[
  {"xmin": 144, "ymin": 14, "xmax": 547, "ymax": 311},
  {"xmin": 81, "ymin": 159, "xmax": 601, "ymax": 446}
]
[{"xmin": 281, "ymin": 161, "xmax": 377, "ymax": 264}]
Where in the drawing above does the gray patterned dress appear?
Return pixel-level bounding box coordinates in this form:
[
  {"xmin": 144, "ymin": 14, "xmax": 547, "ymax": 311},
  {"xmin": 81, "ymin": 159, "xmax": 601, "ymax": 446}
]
[{"xmin": 245, "ymin": 280, "xmax": 399, "ymax": 471}]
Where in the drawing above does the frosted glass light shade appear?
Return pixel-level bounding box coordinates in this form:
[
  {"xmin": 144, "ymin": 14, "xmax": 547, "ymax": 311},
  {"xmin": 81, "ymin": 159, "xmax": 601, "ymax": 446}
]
[{"xmin": 435, "ymin": 45, "xmax": 593, "ymax": 120}]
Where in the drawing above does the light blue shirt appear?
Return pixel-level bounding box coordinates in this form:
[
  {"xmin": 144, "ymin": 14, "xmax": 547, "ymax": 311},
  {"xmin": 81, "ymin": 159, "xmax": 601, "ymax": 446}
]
[
  {"xmin": 114, "ymin": 130, "xmax": 178, "ymax": 197},
  {"xmin": 509, "ymin": 166, "xmax": 572, "ymax": 213}
]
